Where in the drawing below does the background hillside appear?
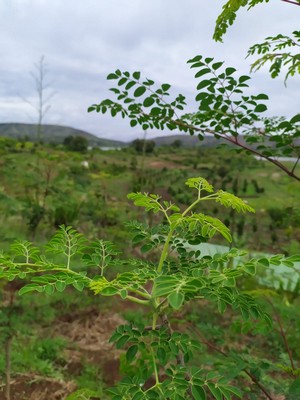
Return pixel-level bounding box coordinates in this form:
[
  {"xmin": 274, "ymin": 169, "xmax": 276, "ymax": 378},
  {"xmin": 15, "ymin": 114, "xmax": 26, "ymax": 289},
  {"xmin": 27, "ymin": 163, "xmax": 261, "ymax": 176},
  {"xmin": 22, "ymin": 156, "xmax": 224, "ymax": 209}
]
[
  {"xmin": 0, "ymin": 123, "xmax": 126, "ymax": 147},
  {"xmin": 0, "ymin": 124, "xmax": 228, "ymax": 148},
  {"xmin": 1, "ymin": 123, "xmax": 299, "ymax": 151},
  {"xmin": 152, "ymin": 134, "xmax": 227, "ymax": 147}
]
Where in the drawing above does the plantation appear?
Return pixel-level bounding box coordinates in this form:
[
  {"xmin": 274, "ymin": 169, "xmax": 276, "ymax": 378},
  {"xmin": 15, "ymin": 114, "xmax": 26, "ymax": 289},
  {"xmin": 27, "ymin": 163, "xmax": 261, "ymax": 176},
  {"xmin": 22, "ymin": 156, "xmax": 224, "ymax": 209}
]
[
  {"xmin": 1, "ymin": 0, "xmax": 300, "ymax": 399},
  {"xmin": 0, "ymin": 138, "xmax": 299, "ymax": 399}
]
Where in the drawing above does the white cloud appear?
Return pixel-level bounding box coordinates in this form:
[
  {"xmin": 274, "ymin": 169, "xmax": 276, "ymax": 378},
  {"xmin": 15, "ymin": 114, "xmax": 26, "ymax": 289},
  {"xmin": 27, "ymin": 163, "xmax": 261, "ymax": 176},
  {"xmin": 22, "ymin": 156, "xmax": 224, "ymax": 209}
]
[{"xmin": 0, "ymin": 0, "xmax": 299, "ymax": 142}]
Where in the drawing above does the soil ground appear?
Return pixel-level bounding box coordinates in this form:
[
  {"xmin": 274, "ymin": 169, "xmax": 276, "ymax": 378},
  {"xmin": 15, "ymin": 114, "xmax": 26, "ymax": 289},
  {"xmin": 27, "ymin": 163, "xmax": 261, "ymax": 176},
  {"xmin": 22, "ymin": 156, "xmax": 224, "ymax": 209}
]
[{"xmin": 0, "ymin": 308, "xmax": 125, "ymax": 400}]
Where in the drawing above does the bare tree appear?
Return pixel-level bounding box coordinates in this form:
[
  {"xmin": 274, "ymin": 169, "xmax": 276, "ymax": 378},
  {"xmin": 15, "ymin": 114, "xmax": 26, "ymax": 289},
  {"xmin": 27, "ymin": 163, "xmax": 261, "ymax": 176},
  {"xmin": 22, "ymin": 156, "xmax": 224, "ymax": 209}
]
[{"xmin": 23, "ymin": 55, "xmax": 55, "ymax": 142}]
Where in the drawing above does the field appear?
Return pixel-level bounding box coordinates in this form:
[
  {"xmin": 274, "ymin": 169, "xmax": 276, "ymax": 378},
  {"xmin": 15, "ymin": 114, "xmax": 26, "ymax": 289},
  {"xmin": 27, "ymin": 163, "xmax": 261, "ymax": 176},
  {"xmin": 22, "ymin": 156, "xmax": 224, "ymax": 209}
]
[{"xmin": 0, "ymin": 139, "xmax": 300, "ymax": 399}]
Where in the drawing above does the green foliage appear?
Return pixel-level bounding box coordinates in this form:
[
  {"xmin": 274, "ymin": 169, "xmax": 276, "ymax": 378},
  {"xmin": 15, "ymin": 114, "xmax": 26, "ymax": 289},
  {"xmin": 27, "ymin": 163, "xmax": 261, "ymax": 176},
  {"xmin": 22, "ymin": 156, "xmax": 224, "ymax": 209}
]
[
  {"xmin": 66, "ymin": 388, "xmax": 102, "ymax": 399},
  {"xmin": 0, "ymin": 335, "xmax": 66, "ymax": 380},
  {"xmin": 214, "ymin": 0, "xmax": 300, "ymax": 89},
  {"xmin": 247, "ymin": 31, "xmax": 300, "ymax": 83},
  {"xmin": 213, "ymin": 0, "xmax": 270, "ymax": 42},
  {"xmin": 68, "ymin": 364, "xmax": 106, "ymax": 399},
  {"xmin": 131, "ymin": 139, "xmax": 156, "ymax": 153},
  {"xmin": 82, "ymin": 239, "xmax": 120, "ymax": 276},
  {"xmin": 172, "ymin": 139, "xmax": 182, "ymax": 148},
  {"xmin": 1, "ymin": 176, "xmax": 299, "ymax": 398},
  {"xmin": 89, "ymin": 56, "xmax": 300, "ymax": 181},
  {"xmin": 64, "ymin": 135, "xmax": 88, "ymax": 152},
  {"xmin": 46, "ymin": 225, "xmax": 86, "ymax": 269}
]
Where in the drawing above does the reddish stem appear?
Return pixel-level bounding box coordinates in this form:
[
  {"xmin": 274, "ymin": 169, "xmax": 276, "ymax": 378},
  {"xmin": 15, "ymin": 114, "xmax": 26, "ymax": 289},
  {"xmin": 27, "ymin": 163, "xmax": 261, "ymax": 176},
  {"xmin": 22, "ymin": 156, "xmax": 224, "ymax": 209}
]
[{"xmin": 281, "ymin": 0, "xmax": 300, "ymax": 6}]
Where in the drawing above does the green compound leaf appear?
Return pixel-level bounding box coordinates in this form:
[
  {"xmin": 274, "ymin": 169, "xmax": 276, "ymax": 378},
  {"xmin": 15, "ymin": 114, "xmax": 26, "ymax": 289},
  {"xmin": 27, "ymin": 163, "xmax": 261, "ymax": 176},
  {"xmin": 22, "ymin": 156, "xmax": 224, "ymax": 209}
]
[
  {"xmin": 127, "ymin": 192, "xmax": 162, "ymax": 213},
  {"xmin": 19, "ymin": 283, "xmax": 45, "ymax": 295},
  {"xmin": 206, "ymin": 382, "xmax": 222, "ymax": 400},
  {"xmin": 195, "ymin": 68, "xmax": 211, "ymax": 78},
  {"xmin": 168, "ymin": 292, "xmax": 185, "ymax": 309},
  {"xmin": 133, "ymin": 86, "xmax": 146, "ymax": 97},
  {"xmin": 153, "ymin": 275, "xmax": 204, "ymax": 301},
  {"xmin": 44, "ymin": 284, "xmax": 55, "ymax": 295},
  {"xmin": 153, "ymin": 276, "xmax": 180, "ymax": 297},
  {"xmin": 185, "ymin": 177, "xmax": 214, "ymax": 193},
  {"xmin": 55, "ymin": 281, "xmax": 67, "ymax": 292},
  {"xmin": 125, "ymin": 80, "xmax": 136, "ymax": 90},
  {"xmin": 191, "ymin": 385, "xmax": 207, "ymax": 400},
  {"xmin": 46, "ymin": 225, "xmax": 86, "ymax": 261},
  {"xmin": 225, "ymin": 67, "xmax": 236, "ymax": 76},
  {"xmin": 187, "ymin": 213, "xmax": 232, "ymax": 242},
  {"xmin": 213, "ymin": 0, "xmax": 270, "ymax": 42},
  {"xmin": 143, "ymin": 96, "xmax": 155, "ymax": 107},
  {"xmin": 10, "ymin": 240, "xmax": 40, "ymax": 262},
  {"xmin": 290, "ymin": 113, "xmax": 300, "ymax": 124},
  {"xmin": 212, "ymin": 62, "xmax": 224, "ymax": 70},
  {"xmin": 255, "ymin": 93, "xmax": 269, "ymax": 100},
  {"xmin": 162, "ymin": 83, "xmax": 171, "ymax": 91},
  {"xmin": 216, "ymin": 191, "xmax": 255, "ymax": 213},
  {"xmin": 73, "ymin": 281, "xmax": 85, "ymax": 292},
  {"xmin": 254, "ymin": 104, "xmax": 267, "ymax": 113},
  {"xmin": 222, "ymin": 385, "xmax": 242, "ymax": 398},
  {"xmin": 126, "ymin": 345, "xmax": 138, "ymax": 363},
  {"xmin": 107, "ymin": 73, "xmax": 118, "ymax": 80},
  {"xmin": 132, "ymin": 71, "xmax": 141, "ymax": 80}
]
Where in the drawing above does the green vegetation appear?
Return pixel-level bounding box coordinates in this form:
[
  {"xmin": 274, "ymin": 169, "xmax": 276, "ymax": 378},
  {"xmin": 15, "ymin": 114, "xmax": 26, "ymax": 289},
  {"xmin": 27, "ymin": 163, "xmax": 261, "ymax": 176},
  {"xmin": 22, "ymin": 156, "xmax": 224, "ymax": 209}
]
[
  {"xmin": 0, "ymin": 139, "xmax": 299, "ymax": 399},
  {"xmin": 1, "ymin": 174, "xmax": 299, "ymax": 400},
  {"xmin": 64, "ymin": 135, "xmax": 88, "ymax": 152},
  {"xmin": 89, "ymin": 55, "xmax": 300, "ymax": 182},
  {"xmin": 0, "ymin": 3, "xmax": 299, "ymax": 398},
  {"xmin": 0, "ymin": 142, "xmax": 298, "ymax": 254}
]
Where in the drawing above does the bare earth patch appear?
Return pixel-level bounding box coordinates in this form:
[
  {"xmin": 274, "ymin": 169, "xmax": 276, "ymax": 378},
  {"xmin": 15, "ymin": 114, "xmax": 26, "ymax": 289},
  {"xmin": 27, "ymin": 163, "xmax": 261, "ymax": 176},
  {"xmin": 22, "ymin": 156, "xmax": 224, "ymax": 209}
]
[{"xmin": 0, "ymin": 309, "xmax": 125, "ymax": 399}]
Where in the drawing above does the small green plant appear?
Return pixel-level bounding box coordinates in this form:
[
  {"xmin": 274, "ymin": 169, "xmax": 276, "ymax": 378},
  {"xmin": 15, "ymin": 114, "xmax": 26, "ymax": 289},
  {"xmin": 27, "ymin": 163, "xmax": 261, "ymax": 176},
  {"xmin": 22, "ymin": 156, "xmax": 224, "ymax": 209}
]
[{"xmin": 1, "ymin": 177, "xmax": 300, "ymax": 399}]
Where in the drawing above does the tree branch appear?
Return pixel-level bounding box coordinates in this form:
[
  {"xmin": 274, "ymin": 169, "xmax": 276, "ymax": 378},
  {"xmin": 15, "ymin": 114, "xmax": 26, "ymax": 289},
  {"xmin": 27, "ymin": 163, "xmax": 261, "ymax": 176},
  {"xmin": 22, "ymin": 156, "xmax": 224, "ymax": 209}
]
[
  {"xmin": 189, "ymin": 325, "xmax": 275, "ymax": 400},
  {"xmin": 265, "ymin": 298, "xmax": 295, "ymax": 371},
  {"xmin": 281, "ymin": 0, "xmax": 300, "ymax": 6},
  {"xmin": 165, "ymin": 117, "xmax": 300, "ymax": 183}
]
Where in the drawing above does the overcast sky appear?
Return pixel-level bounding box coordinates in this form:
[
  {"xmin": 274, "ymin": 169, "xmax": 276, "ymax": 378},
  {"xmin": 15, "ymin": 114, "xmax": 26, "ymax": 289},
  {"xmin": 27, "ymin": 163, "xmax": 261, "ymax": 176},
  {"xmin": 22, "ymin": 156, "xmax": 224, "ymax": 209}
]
[{"xmin": 1, "ymin": 0, "xmax": 299, "ymax": 142}]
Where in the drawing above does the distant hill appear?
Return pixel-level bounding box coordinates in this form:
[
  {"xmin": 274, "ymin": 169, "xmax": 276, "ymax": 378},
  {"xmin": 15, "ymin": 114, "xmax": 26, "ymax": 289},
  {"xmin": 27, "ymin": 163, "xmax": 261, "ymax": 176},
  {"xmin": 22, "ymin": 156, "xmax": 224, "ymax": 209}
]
[
  {"xmin": 152, "ymin": 134, "xmax": 300, "ymax": 150},
  {"xmin": 3, "ymin": 125, "xmax": 297, "ymax": 151},
  {"xmin": 152, "ymin": 134, "xmax": 228, "ymax": 147},
  {"xmin": 0, "ymin": 123, "xmax": 126, "ymax": 148}
]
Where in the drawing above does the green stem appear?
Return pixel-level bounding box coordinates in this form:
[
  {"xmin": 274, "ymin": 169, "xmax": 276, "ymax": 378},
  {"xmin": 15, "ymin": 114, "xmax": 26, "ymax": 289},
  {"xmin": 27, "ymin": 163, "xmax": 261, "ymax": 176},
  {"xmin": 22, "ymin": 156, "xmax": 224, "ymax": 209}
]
[
  {"xmin": 182, "ymin": 199, "xmax": 201, "ymax": 217},
  {"xmin": 100, "ymin": 242, "xmax": 106, "ymax": 277},
  {"xmin": 157, "ymin": 191, "xmax": 217, "ymax": 274},
  {"xmin": 182, "ymin": 194, "xmax": 217, "ymax": 217},
  {"xmin": 6, "ymin": 264, "xmax": 93, "ymax": 282},
  {"xmin": 66, "ymin": 240, "xmax": 71, "ymax": 270},
  {"xmin": 151, "ymin": 347, "xmax": 159, "ymax": 385},
  {"xmin": 126, "ymin": 295, "xmax": 150, "ymax": 305},
  {"xmin": 152, "ymin": 313, "xmax": 158, "ymax": 330},
  {"xmin": 157, "ymin": 226, "xmax": 175, "ymax": 273},
  {"xmin": 130, "ymin": 288, "xmax": 152, "ymax": 299}
]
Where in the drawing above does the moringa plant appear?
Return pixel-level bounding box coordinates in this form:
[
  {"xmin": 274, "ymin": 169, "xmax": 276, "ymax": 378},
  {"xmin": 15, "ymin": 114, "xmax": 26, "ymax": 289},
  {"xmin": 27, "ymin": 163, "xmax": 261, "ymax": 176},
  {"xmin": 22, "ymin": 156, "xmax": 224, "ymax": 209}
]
[
  {"xmin": 247, "ymin": 30, "xmax": 300, "ymax": 84},
  {"xmin": 213, "ymin": 0, "xmax": 300, "ymax": 44},
  {"xmin": 88, "ymin": 55, "xmax": 300, "ymax": 182},
  {"xmin": 1, "ymin": 177, "xmax": 300, "ymax": 399},
  {"xmin": 214, "ymin": 0, "xmax": 300, "ymax": 88}
]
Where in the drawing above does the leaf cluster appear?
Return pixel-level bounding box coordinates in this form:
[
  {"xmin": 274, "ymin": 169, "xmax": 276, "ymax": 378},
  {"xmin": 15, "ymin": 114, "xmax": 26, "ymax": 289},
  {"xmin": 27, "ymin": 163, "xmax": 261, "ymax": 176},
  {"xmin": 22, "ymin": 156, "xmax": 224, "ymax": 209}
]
[
  {"xmin": 213, "ymin": 0, "xmax": 270, "ymax": 42},
  {"xmin": 247, "ymin": 31, "xmax": 300, "ymax": 83},
  {"xmin": 89, "ymin": 55, "xmax": 300, "ymax": 181}
]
